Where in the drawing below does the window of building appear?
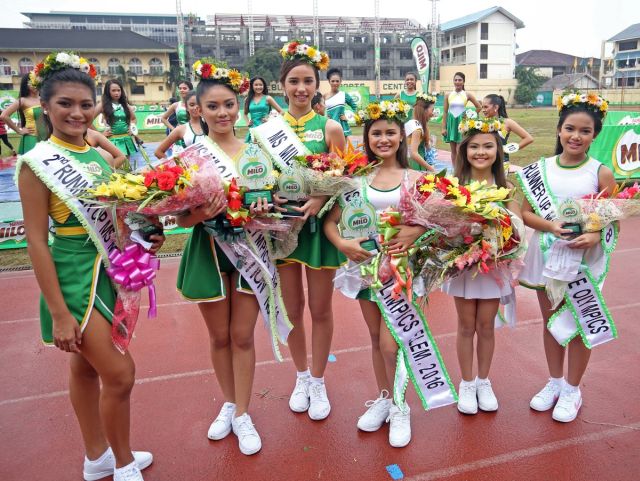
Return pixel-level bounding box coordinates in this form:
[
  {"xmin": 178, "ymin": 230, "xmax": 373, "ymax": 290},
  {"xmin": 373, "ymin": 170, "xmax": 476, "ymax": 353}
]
[
  {"xmin": 400, "ymin": 50, "xmax": 413, "ymax": 60},
  {"xmin": 254, "ymin": 33, "xmax": 264, "ymax": 41},
  {"xmin": 277, "ymin": 35, "xmax": 289, "ymax": 42},
  {"xmin": 380, "ymin": 50, "xmax": 390, "ymax": 60},
  {"xmin": 353, "ymin": 50, "xmax": 367, "ymax": 60},
  {"xmin": 108, "ymin": 58, "xmax": 121, "ymax": 75},
  {"xmin": 481, "ymin": 22, "xmax": 489, "ymax": 40},
  {"xmin": 619, "ymin": 40, "xmax": 638, "ymax": 51},
  {"xmin": 617, "ymin": 77, "xmax": 635, "ymax": 87},
  {"xmin": 480, "ymin": 44, "xmax": 488, "ymax": 60},
  {"xmin": 399, "ymin": 67, "xmax": 414, "ymax": 77},
  {"xmin": 0, "ymin": 58, "xmax": 11, "ymax": 76},
  {"xmin": 131, "ymin": 85, "xmax": 145, "ymax": 95},
  {"xmin": 0, "ymin": 83, "xmax": 14, "ymax": 90},
  {"xmin": 617, "ymin": 58, "xmax": 637, "ymax": 68},
  {"xmin": 128, "ymin": 58, "xmax": 143, "ymax": 75},
  {"xmin": 18, "ymin": 58, "xmax": 33, "ymax": 75},
  {"xmin": 380, "ymin": 68, "xmax": 391, "ymax": 78},
  {"xmin": 226, "ymin": 48, "xmax": 240, "ymax": 57},
  {"xmin": 352, "ymin": 35, "xmax": 368, "ymax": 44},
  {"xmin": 149, "ymin": 58, "xmax": 163, "ymax": 75},
  {"xmin": 480, "ymin": 63, "xmax": 488, "ymax": 79},
  {"xmin": 352, "ymin": 68, "xmax": 367, "ymax": 78},
  {"xmin": 328, "ymin": 49, "xmax": 343, "ymax": 59}
]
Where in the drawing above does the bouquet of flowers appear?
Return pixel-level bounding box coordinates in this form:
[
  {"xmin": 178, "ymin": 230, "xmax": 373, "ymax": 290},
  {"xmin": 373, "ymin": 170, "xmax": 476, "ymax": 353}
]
[
  {"xmin": 577, "ymin": 182, "xmax": 640, "ymax": 232},
  {"xmin": 293, "ymin": 143, "xmax": 379, "ymax": 197}
]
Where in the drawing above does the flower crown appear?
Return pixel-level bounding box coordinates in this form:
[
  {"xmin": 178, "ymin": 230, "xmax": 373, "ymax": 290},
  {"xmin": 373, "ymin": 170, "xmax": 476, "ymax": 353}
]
[
  {"xmin": 416, "ymin": 92, "xmax": 438, "ymax": 104},
  {"xmin": 458, "ymin": 111, "xmax": 507, "ymax": 138},
  {"xmin": 556, "ymin": 91, "xmax": 608, "ymax": 117},
  {"xmin": 30, "ymin": 51, "xmax": 97, "ymax": 89},
  {"xmin": 280, "ymin": 40, "xmax": 330, "ymax": 71},
  {"xmin": 192, "ymin": 58, "xmax": 250, "ymax": 94},
  {"xmin": 354, "ymin": 100, "xmax": 411, "ymax": 125}
]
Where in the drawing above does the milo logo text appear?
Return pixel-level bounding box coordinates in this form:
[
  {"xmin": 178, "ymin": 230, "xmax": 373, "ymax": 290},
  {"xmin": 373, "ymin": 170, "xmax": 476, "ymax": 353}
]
[
  {"xmin": 348, "ymin": 212, "xmax": 371, "ymax": 229},
  {"xmin": 283, "ymin": 180, "xmax": 301, "ymax": 192},
  {"xmin": 242, "ymin": 162, "xmax": 267, "ymax": 179},
  {"xmin": 562, "ymin": 207, "xmax": 578, "ymax": 217}
]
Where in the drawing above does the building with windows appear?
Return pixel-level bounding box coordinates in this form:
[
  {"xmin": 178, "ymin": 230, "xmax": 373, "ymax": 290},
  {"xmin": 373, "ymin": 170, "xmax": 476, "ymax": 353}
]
[
  {"xmin": 0, "ymin": 29, "xmax": 174, "ymax": 103},
  {"xmin": 516, "ymin": 50, "xmax": 601, "ymax": 80},
  {"xmin": 608, "ymin": 23, "xmax": 640, "ymax": 88}
]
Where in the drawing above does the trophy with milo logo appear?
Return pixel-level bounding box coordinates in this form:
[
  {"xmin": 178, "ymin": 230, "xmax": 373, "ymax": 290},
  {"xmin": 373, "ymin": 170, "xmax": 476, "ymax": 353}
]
[
  {"xmin": 559, "ymin": 198, "xmax": 583, "ymax": 239},
  {"xmin": 277, "ymin": 167, "xmax": 307, "ymax": 217},
  {"xmin": 237, "ymin": 143, "xmax": 275, "ymax": 208},
  {"xmin": 340, "ymin": 189, "xmax": 378, "ymax": 253}
]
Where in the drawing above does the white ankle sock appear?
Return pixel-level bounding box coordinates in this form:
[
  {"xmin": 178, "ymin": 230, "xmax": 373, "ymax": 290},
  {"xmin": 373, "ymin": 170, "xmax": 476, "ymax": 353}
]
[
  {"xmin": 460, "ymin": 379, "xmax": 475, "ymax": 387},
  {"xmin": 550, "ymin": 376, "xmax": 565, "ymax": 387},
  {"xmin": 309, "ymin": 375, "xmax": 324, "ymax": 385},
  {"xmin": 563, "ymin": 382, "xmax": 580, "ymax": 393},
  {"xmin": 477, "ymin": 377, "xmax": 489, "ymax": 383},
  {"xmin": 87, "ymin": 447, "xmax": 111, "ymax": 463},
  {"xmin": 297, "ymin": 369, "xmax": 310, "ymax": 378}
]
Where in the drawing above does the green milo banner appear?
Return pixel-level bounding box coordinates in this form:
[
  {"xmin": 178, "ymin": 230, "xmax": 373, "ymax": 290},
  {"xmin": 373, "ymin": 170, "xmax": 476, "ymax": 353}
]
[
  {"xmin": 94, "ymin": 105, "xmax": 169, "ymax": 132},
  {"xmin": 590, "ymin": 122, "xmax": 640, "ymax": 180},
  {"xmin": 411, "ymin": 37, "xmax": 430, "ymax": 93},
  {"xmin": 343, "ymin": 85, "xmax": 370, "ymax": 126},
  {"xmin": 0, "ymin": 91, "xmax": 20, "ymax": 128}
]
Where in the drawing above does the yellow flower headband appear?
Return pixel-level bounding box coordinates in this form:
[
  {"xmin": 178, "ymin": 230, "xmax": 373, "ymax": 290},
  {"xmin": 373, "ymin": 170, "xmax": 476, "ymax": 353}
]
[
  {"xmin": 458, "ymin": 111, "xmax": 507, "ymax": 138},
  {"xmin": 556, "ymin": 91, "xmax": 608, "ymax": 117},
  {"xmin": 354, "ymin": 100, "xmax": 411, "ymax": 125},
  {"xmin": 416, "ymin": 92, "xmax": 438, "ymax": 104},
  {"xmin": 280, "ymin": 40, "xmax": 330, "ymax": 71},
  {"xmin": 192, "ymin": 58, "xmax": 250, "ymax": 94},
  {"xmin": 30, "ymin": 51, "xmax": 97, "ymax": 89}
]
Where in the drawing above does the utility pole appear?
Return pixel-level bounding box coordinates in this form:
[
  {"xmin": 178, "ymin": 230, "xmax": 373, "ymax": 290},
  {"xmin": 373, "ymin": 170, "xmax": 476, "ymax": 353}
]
[
  {"xmin": 374, "ymin": 0, "xmax": 380, "ymax": 98},
  {"xmin": 430, "ymin": 0, "xmax": 439, "ymax": 92},
  {"xmin": 313, "ymin": 0, "xmax": 319, "ymax": 48},
  {"xmin": 248, "ymin": 0, "xmax": 255, "ymax": 57},
  {"xmin": 176, "ymin": 0, "xmax": 186, "ymax": 79}
]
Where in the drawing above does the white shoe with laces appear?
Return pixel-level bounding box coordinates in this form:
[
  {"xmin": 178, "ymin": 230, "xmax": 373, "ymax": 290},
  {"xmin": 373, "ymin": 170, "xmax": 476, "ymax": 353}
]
[
  {"xmin": 207, "ymin": 402, "xmax": 236, "ymax": 440},
  {"xmin": 357, "ymin": 390, "xmax": 392, "ymax": 432},
  {"xmin": 386, "ymin": 403, "xmax": 411, "ymax": 448},
  {"xmin": 476, "ymin": 378, "xmax": 499, "ymax": 412},
  {"xmin": 457, "ymin": 380, "xmax": 478, "ymax": 414},
  {"xmin": 552, "ymin": 388, "xmax": 582, "ymax": 423},
  {"xmin": 308, "ymin": 381, "xmax": 331, "ymax": 420},
  {"xmin": 83, "ymin": 448, "xmax": 153, "ymax": 481},
  {"xmin": 232, "ymin": 413, "xmax": 262, "ymax": 455},
  {"xmin": 113, "ymin": 461, "xmax": 144, "ymax": 481},
  {"xmin": 289, "ymin": 376, "xmax": 311, "ymax": 413},
  {"xmin": 530, "ymin": 379, "xmax": 563, "ymax": 412}
]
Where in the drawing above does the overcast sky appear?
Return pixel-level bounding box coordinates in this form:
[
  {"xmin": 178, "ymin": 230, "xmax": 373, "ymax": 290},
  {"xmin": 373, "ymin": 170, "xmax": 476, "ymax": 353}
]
[{"xmin": 4, "ymin": 0, "xmax": 639, "ymax": 58}]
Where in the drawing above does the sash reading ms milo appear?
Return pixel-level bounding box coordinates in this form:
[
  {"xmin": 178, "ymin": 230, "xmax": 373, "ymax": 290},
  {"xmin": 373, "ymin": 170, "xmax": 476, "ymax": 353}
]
[
  {"xmin": 183, "ymin": 139, "xmax": 293, "ymax": 361},
  {"xmin": 517, "ymin": 157, "xmax": 618, "ymax": 348},
  {"xmin": 250, "ymin": 115, "xmax": 311, "ymax": 172},
  {"xmin": 15, "ymin": 141, "xmax": 119, "ymax": 266}
]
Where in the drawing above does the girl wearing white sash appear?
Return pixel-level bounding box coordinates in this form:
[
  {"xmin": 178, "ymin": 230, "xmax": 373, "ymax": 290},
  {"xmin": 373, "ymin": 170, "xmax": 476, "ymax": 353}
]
[
  {"xmin": 443, "ymin": 115, "xmax": 522, "ymax": 416},
  {"xmin": 17, "ymin": 55, "xmax": 162, "ymax": 481},
  {"xmin": 325, "ymin": 100, "xmax": 426, "ymax": 447},
  {"xmin": 518, "ymin": 95, "xmax": 615, "ymax": 423},
  {"xmin": 175, "ymin": 60, "xmax": 268, "ymax": 455},
  {"xmin": 154, "ymin": 91, "xmax": 205, "ymax": 159},
  {"xmin": 275, "ymin": 41, "xmax": 346, "ymax": 422}
]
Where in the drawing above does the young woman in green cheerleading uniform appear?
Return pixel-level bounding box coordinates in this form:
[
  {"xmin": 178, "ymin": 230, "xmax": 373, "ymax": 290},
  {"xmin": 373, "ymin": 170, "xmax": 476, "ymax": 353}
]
[
  {"xmin": 1, "ymin": 73, "xmax": 47, "ymax": 154},
  {"xmin": 275, "ymin": 42, "xmax": 346, "ymax": 421},
  {"xmin": 243, "ymin": 76, "xmax": 283, "ymax": 142},
  {"xmin": 161, "ymin": 80, "xmax": 194, "ymax": 131},
  {"xmin": 394, "ymin": 72, "xmax": 418, "ymax": 119},
  {"xmin": 94, "ymin": 79, "xmax": 138, "ymax": 157},
  {"xmin": 17, "ymin": 58, "xmax": 162, "ymax": 481},
  {"xmin": 175, "ymin": 61, "xmax": 267, "ymax": 456}
]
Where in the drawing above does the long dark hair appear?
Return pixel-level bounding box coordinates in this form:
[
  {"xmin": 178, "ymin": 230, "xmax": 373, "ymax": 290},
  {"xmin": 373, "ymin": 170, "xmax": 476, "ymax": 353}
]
[
  {"xmin": 178, "ymin": 80, "xmax": 193, "ymax": 92},
  {"xmin": 455, "ymin": 131, "xmax": 507, "ymax": 187},
  {"xmin": 18, "ymin": 73, "xmax": 32, "ymax": 128},
  {"xmin": 40, "ymin": 68, "xmax": 96, "ymax": 138},
  {"xmin": 363, "ymin": 117, "xmax": 409, "ymax": 168},
  {"xmin": 102, "ymin": 79, "xmax": 132, "ymax": 126},
  {"xmin": 454, "ymin": 71, "xmax": 466, "ymax": 90},
  {"xmin": 554, "ymin": 106, "xmax": 604, "ymax": 155},
  {"xmin": 196, "ymin": 79, "xmax": 238, "ymax": 136},
  {"xmin": 413, "ymin": 97, "xmax": 435, "ymax": 145},
  {"xmin": 485, "ymin": 94, "xmax": 508, "ymax": 118},
  {"xmin": 244, "ymin": 77, "xmax": 269, "ymax": 115}
]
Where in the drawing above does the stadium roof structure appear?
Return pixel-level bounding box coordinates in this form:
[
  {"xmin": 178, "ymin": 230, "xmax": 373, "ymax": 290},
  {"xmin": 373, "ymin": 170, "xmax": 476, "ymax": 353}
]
[
  {"xmin": 0, "ymin": 28, "xmax": 174, "ymax": 52},
  {"xmin": 21, "ymin": 11, "xmax": 177, "ymax": 19},
  {"xmin": 608, "ymin": 23, "xmax": 640, "ymax": 42},
  {"xmin": 440, "ymin": 6, "xmax": 524, "ymax": 32},
  {"xmin": 205, "ymin": 14, "xmax": 428, "ymax": 32}
]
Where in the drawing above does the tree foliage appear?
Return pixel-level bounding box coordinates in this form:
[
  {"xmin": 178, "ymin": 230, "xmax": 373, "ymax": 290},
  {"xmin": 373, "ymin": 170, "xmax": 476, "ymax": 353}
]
[
  {"xmin": 514, "ymin": 66, "xmax": 546, "ymax": 105},
  {"xmin": 243, "ymin": 47, "xmax": 282, "ymax": 84}
]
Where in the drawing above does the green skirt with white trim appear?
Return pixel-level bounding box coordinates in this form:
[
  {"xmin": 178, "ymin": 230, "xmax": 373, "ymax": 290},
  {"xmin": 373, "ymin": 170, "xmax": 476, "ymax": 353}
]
[
  {"xmin": 280, "ymin": 216, "xmax": 346, "ymax": 269},
  {"xmin": 40, "ymin": 235, "xmax": 116, "ymax": 344}
]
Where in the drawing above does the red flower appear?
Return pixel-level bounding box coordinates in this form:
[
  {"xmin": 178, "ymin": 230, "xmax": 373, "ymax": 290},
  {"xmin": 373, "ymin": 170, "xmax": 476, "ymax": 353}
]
[
  {"xmin": 88, "ymin": 64, "xmax": 97, "ymax": 79},
  {"xmin": 34, "ymin": 62, "xmax": 44, "ymax": 76},
  {"xmin": 239, "ymin": 78, "xmax": 250, "ymax": 95},
  {"xmin": 143, "ymin": 171, "xmax": 156, "ymax": 188},
  {"xmin": 499, "ymin": 215, "xmax": 511, "ymax": 228},
  {"xmin": 463, "ymin": 235, "xmax": 474, "ymax": 244},
  {"xmin": 201, "ymin": 64, "xmax": 212, "ymax": 79},
  {"xmin": 156, "ymin": 171, "xmax": 177, "ymax": 191},
  {"xmin": 288, "ymin": 42, "xmax": 299, "ymax": 54},
  {"xmin": 458, "ymin": 185, "xmax": 472, "ymax": 204}
]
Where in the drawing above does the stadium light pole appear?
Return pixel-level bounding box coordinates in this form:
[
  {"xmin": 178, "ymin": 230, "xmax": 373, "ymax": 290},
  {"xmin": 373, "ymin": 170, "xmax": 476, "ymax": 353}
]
[
  {"xmin": 374, "ymin": 0, "xmax": 380, "ymax": 98},
  {"xmin": 176, "ymin": 0, "xmax": 186, "ymax": 79}
]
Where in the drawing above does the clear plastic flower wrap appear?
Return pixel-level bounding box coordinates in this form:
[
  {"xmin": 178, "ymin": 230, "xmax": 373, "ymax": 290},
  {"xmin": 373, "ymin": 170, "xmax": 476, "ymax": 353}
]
[{"xmin": 577, "ymin": 183, "xmax": 640, "ymax": 232}]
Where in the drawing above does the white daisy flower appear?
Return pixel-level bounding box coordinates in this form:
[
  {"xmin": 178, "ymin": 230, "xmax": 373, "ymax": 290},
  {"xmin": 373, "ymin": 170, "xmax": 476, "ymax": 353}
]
[{"xmin": 56, "ymin": 52, "xmax": 71, "ymax": 64}]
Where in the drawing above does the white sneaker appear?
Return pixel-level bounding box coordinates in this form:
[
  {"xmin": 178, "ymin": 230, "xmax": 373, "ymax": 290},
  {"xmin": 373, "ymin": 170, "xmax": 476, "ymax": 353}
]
[
  {"xmin": 113, "ymin": 461, "xmax": 143, "ymax": 481},
  {"xmin": 357, "ymin": 390, "xmax": 392, "ymax": 432},
  {"xmin": 457, "ymin": 380, "xmax": 478, "ymax": 415},
  {"xmin": 207, "ymin": 402, "xmax": 236, "ymax": 440},
  {"xmin": 308, "ymin": 381, "xmax": 331, "ymax": 420},
  {"xmin": 232, "ymin": 413, "xmax": 262, "ymax": 455},
  {"xmin": 530, "ymin": 379, "xmax": 563, "ymax": 411},
  {"xmin": 476, "ymin": 378, "xmax": 499, "ymax": 412},
  {"xmin": 83, "ymin": 448, "xmax": 153, "ymax": 481},
  {"xmin": 552, "ymin": 388, "xmax": 582, "ymax": 423},
  {"xmin": 289, "ymin": 376, "xmax": 311, "ymax": 413},
  {"xmin": 386, "ymin": 403, "xmax": 411, "ymax": 448}
]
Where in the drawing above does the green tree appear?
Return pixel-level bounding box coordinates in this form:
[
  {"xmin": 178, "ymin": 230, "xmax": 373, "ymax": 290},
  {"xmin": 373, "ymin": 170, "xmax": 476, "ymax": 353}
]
[
  {"xmin": 514, "ymin": 66, "xmax": 546, "ymax": 105},
  {"xmin": 163, "ymin": 64, "xmax": 183, "ymax": 95},
  {"xmin": 243, "ymin": 47, "xmax": 282, "ymax": 83},
  {"xmin": 113, "ymin": 65, "xmax": 138, "ymax": 96}
]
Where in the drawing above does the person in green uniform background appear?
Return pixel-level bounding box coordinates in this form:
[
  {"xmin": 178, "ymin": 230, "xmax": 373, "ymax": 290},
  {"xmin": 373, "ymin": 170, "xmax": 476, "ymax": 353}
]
[
  {"xmin": 394, "ymin": 71, "xmax": 418, "ymax": 119},
  {"xmin": 243, "ymin": 76, "xmax": 283, "ymax": 142},
  {"xmin": 18, "ymin": 61, "xmax": 162, "ymax": 481},
  {"xmin": 94, "ymin": 79, "xmax": 138, "ymax": 158},
  {"xmin": 0, "ymin": 73, "xmax": 47, "ymax": 154},
  {"xmin": 275, "ymin": 41, "xmax": 346, "ymax": 422},
  {"xmin": 161, "ymin": 80, "xmax": 193, "ymax": 131},
  {"xmin": 407, "ymin": 92, "xmax": 437, "ymax": 171},
  {"xmin": 324, "ymin": 68, "xmax": 358, "ymax": 143}
]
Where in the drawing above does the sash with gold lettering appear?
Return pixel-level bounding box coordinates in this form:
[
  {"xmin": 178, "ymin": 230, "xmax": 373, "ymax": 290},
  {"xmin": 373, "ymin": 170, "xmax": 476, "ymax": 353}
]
[
  {"xmin": 188, "ymin": 138, "xmax": 293, "ymax": 361},
  {"xmin": 517, "ymin": 157, "xmax": 618, "ymax": 348}
]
